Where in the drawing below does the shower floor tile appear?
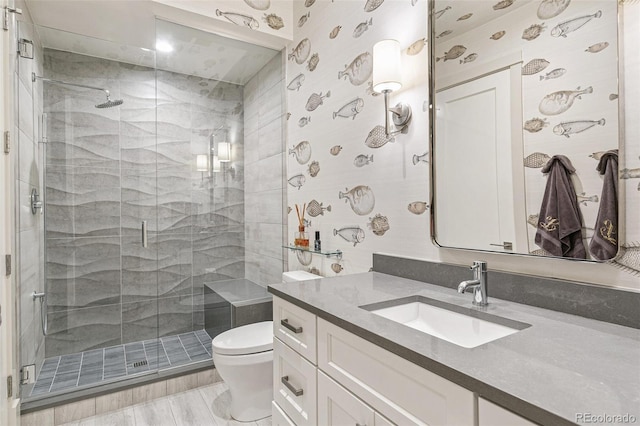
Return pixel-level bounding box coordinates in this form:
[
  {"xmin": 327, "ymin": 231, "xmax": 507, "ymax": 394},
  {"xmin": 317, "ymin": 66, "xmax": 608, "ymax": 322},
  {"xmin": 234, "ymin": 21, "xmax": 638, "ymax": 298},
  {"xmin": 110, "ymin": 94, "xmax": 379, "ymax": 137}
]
[{"xmin": 30, "ymin": 329, "xmax": 213, "ymax": 397}]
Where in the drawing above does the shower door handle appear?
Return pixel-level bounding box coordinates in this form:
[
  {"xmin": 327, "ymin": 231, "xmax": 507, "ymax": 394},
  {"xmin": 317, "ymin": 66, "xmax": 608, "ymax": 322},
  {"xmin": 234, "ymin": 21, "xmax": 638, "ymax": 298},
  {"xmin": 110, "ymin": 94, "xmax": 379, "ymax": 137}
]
[{"xmin": 141, "ymin": 221, "xmax": 148, "ymax": 248}]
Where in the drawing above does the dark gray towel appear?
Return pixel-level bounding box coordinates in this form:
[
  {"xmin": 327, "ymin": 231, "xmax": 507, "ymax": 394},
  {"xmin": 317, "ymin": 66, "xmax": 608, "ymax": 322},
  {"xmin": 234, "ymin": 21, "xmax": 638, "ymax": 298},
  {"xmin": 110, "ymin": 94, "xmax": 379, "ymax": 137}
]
[
  {"xmin": 535, "ymin": 155, "xmax": 586, "ymax": 259},
  {"xmin": 589, "ymin": 150, "xmax": 619, "ymax": 260}
]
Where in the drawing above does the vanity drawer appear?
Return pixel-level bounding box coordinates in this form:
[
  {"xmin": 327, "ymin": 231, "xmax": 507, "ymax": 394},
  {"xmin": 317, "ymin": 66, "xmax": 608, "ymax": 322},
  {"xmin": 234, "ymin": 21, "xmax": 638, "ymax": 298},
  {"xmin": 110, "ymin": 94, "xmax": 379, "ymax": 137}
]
[
  {"xmin": 273, "ymin": 296, "xmax": 317, "ymax": 363},
  {"xmin": 273, "ymin": 337, "xmax": 317, "ymax": 426},
  {"xmin": 317, "ymin": 318, "xmax": 474, "ymax": 426},
  {"xmin": 318, "ymin": 370, "xmax": 374, "ymax": 426},
  {"xmin": 272, "ymin": 401, "xmax": 296, "ymax": 426}
]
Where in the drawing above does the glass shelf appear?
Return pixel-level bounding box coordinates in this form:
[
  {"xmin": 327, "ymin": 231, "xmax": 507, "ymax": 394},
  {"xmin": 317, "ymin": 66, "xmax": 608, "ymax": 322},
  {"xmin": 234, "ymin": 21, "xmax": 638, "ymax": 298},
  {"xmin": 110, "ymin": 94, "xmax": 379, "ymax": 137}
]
[{"xmin": 282, "ymin": 245, "xmax": 343, "ymax": 260}]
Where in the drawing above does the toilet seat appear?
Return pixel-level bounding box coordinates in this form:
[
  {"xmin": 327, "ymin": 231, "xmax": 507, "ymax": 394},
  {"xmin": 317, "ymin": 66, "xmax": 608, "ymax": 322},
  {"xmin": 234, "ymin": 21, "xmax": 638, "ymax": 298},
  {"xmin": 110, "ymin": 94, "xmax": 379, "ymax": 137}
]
[{"xmin": 212, "ymin": 321, "xmax": 273, "ymax": 356}]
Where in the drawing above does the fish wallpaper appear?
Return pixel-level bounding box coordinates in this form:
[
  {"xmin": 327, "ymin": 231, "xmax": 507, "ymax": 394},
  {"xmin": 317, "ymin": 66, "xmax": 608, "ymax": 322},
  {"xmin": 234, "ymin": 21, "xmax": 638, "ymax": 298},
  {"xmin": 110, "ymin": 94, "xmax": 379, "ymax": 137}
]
[
  {"xmin": 207, "ymin": 0, "xmax": 293, "ymax": 40},
  {"xmin": 286, "ymin": 0, "xmax": 429, "ymax": 275},
  {"xmin": 434, "ymin": 0, "xmax": 637, "ymax": 263},
  {"xmin": 281, "ymin": 0, "xmax": 638, "ymax": 287}
]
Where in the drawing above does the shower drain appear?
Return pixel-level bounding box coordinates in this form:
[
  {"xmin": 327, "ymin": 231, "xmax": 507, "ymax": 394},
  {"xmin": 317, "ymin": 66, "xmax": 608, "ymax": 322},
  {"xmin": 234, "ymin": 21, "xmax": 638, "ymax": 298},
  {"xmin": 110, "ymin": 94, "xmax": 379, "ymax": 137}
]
[{"xmin": 132, "ymin": 360, "xmax": 148, "ymax": 368}]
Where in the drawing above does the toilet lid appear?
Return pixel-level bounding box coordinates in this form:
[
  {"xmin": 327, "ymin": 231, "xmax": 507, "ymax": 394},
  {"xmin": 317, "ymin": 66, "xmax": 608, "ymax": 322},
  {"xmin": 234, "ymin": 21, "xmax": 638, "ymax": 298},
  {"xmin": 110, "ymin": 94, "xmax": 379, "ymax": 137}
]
[{"xmin": 211, "ymin": 321, "xmax": 273, "ymax": 355}]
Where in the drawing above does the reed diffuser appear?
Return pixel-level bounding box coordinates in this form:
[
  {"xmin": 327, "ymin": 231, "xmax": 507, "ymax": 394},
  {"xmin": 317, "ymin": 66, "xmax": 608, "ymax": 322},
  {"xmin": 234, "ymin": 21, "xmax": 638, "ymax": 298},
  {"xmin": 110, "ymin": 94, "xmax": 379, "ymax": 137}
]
[{"xmin": 294, "ymin": 203, "xmax": 309, "ymax": 248}]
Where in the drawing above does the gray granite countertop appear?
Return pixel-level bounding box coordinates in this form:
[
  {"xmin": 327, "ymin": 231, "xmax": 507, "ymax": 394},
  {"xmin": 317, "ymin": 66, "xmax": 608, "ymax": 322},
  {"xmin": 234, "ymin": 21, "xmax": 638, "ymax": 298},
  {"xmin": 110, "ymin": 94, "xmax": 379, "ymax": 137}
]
[{"xmin": 268, "ymin": 272, "xmax": 640, "ymax": 426}]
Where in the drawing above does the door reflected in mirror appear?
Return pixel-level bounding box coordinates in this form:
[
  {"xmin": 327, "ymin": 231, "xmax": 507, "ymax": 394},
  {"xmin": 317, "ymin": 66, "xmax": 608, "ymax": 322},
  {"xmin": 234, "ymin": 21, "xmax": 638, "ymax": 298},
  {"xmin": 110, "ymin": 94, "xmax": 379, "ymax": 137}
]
[{"xmin": 429, "ymin": 0, "xmax": 620, "ymax": 261}]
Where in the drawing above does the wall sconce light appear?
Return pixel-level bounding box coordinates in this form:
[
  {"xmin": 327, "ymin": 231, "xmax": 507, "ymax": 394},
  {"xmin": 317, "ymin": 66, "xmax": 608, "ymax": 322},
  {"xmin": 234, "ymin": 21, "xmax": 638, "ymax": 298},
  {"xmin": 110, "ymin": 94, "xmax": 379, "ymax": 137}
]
[
  {"xmin": 217, "ymin": 141, "xmax": 231, "ymax": 162},
  {"xmin": 372, "ymin": 39, "xmax": 412, "ymax": 136},
  {"xmin": 196, "ymin": 154, "xmax": 209, "ymax": 172}
]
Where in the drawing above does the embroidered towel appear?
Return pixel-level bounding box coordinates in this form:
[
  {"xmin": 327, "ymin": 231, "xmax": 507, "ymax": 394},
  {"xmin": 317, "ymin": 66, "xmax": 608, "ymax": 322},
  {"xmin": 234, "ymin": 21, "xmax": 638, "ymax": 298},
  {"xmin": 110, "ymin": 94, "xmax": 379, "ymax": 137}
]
[
  {"xmin": 535, "ymin": 155, "xmax": 586, "ymax": 259},
  {"xmin": 589, "ymin": 150, "xmax": 619, "ymax": 260}
]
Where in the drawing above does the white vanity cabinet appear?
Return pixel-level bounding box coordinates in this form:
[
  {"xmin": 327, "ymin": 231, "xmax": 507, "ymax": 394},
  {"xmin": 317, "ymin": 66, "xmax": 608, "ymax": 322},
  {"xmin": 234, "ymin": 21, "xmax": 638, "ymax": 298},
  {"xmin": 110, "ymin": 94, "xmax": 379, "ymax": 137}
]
[
  {"xmin": 479, "ymin": 398, "xmax": 539, "ymax": 426},
  {"xmin": 272, "ymin": 296, "xmax": 476, "ymax": 425}
]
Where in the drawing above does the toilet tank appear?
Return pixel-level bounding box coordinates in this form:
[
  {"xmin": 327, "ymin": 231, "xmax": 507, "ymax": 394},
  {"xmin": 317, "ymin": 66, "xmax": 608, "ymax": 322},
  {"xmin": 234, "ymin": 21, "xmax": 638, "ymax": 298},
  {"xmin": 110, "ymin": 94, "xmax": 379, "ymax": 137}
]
[{"xmin": 282, "ymin": 271, "xmax": 320, "ymax": 282}]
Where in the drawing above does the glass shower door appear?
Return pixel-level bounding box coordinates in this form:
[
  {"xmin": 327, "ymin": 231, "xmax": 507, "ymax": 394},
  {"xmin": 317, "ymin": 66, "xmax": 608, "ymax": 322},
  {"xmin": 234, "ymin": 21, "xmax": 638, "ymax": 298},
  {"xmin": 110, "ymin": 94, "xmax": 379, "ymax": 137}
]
[{"xmin": 17, "ymin": 22, "xmax": 161, "ymax": 401}]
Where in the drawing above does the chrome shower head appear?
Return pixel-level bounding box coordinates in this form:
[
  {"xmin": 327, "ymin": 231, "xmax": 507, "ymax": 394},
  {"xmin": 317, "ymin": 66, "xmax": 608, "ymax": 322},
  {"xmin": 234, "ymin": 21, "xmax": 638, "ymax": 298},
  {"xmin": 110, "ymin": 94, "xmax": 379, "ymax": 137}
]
[{"xmin": 96, "ymin": 95, "xmax": 123, "ymax": 109}]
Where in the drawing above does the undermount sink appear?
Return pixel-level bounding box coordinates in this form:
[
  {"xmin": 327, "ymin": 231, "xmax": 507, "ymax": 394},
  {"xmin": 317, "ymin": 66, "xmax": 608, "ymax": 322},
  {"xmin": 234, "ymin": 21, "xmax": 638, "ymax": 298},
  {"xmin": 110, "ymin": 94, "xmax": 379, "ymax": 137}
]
[{"xmin": 361, "ymin": 296, "xmax": 530, "ymax": 348}]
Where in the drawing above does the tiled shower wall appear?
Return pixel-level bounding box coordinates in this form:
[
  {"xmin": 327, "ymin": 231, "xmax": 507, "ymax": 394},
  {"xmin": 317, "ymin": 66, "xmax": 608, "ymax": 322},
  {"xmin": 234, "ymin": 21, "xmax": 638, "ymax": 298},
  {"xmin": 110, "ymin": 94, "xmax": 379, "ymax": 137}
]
[
  {"xmin": 244, "ymin": 53, "xmax": 287, "ymax": 287},
  {"xmin": 43, "ymin": 49, "xmax": 245, "ymax": 357},
  {"xmin": 15, "ymin": 17, "xmax": 46, "ymax": 373}
]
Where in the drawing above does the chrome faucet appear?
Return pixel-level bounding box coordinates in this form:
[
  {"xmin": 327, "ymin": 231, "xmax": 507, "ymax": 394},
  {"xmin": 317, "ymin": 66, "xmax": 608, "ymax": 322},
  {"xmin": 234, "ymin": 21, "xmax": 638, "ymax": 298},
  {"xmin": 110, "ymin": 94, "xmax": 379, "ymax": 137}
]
[{"xmin": 458, "ymin": 261, "xmax": 488, "ymax": 306}]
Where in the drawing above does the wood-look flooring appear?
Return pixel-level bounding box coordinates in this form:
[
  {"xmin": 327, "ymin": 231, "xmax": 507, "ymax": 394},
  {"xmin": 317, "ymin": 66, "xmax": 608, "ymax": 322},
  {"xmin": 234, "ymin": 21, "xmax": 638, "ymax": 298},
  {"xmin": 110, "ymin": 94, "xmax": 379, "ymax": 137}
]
[{"xmin": 60, "ymin": 382, "xmax": 272, "ymax": 426}]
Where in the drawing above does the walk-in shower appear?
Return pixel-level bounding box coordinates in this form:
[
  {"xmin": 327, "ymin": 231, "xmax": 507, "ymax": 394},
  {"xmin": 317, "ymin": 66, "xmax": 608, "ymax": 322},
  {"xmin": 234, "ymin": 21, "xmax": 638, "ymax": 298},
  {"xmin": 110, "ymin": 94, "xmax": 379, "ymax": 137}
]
[{"xmin": 14, "ymin": 17, "xmax": 286, "ymax": 409}]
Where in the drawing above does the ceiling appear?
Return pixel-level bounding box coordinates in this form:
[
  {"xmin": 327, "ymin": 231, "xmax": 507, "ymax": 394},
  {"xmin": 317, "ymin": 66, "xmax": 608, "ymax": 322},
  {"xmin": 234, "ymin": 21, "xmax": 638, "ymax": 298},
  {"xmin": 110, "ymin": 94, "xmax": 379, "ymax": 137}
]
[{"xmin": 25, "ymin": 0, "xmax": 281, "ymax": 85}]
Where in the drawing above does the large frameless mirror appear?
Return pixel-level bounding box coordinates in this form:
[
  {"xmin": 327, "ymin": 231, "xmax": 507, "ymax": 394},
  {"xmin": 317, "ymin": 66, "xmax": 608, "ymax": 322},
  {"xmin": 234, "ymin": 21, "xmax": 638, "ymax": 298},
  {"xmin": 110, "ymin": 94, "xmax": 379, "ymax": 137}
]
[{"xmin": 429, "ymin": 0, "xmax": 622, "ymax": 261}]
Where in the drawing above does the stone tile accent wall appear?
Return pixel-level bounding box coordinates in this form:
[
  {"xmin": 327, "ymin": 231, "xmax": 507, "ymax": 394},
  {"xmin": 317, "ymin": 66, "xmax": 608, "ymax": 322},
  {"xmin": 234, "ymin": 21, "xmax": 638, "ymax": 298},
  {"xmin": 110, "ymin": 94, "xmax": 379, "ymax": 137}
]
[{"xmin": 42, "ymin": 49, "xmax": 246, "ymax": 356}]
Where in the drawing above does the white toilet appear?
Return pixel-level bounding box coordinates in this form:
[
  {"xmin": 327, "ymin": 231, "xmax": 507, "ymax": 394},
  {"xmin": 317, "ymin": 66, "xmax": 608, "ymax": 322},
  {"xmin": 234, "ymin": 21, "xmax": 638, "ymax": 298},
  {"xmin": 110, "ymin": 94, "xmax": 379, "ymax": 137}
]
[{"xmin": 211, "ymin": 270, "xmax": 319, "ymax": 421}]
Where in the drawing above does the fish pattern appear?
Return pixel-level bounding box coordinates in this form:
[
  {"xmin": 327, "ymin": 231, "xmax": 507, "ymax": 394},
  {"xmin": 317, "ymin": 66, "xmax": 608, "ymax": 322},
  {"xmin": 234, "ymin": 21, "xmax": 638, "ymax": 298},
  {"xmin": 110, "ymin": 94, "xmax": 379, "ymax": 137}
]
[
  {"xmin": 306, "ymin": 91, "xmax": 331, "ymax": 111},
  {"xmin": 524, "ymin": 152, "xmax": 551, "ymax": 168},
  {"xmin": 586, "ymin": 42, "xmax": 609, "ymax": 53},
  {"xmin": 263, "ymin": 13, "xmax": 284, "ymax": 30},
  {"xmin": 435, "ymin": 6, "xmax": 451, "ymax": 19},
  {"xmin": 436, "ymin": 30, "xmax": 453, "ymax": 39},
  {"xmin": 458, "ymin": 13, "xmax": 473, "ymax": 21},
  {"xmin": 298, "ymin": 116, "xmax": 311, "ymax": 127},
  {"xmin": 540, "ymin": 68, "xmax": 566, "ymax": 81},
  {"xmin": 436, "ymin": 45, "xmax": 467, "ymax": 62},
  {"xmin": 620, "ymin": 168, "xmax": 640, "ymax": 179},
  {"xmin": 412, "ymin": 152, "xmax": 428, "ymax": 165},
  {"xmin": 493, "ymin": 0, "xmax": 514, "ymax": 11},
  {"xmin": 289, "ymin": 141, "xmax": 312, "ymax": 164},
  {"xmin": 288, "ymin": 174, "xmax": 306, "ymax": 190},
  {"xmin": 366, "ymin": 81, "xmax": 380, "ymax": 97},
  {"xmin": 407, "ymin": 38, "xmax": 427, "ymax": 55},
  {"xmin": 288, "ymin": 38, "xmax": 311, "ymax": 64},
  {"xmin": 589, "ymin": 151, "xmax": 607, "ymax": 161},
  {"xmin": 338, "ymin": 52, "xmax": 373, "ymax": 86},
  {"xmin": 522, "ymin": 58, "xmax": 550, "ymax": 75},
  {"xmin": 307, "ymin": 200, "xmax": 331, "ymax": 217},
  {"xmin": 333, "ymin": 97, "xmax": 364, "ymax": 120},
  {"xmin": 364, "ymin": 0, "xmax": 384, "ymax": 12},
  {"xmin": 353, "ymin": 18, "xmax": 373, "ymax": 38},
  {"xmin": 490, "ymin": 30, "xmax": 506, "ymax": 40},
  {"xmin": 339, "ymin": 185, "xmax": 375, "ymax": 215},
  {"xmin": 524, "ymin": 117, "xmax": 549, "ymax": 133},
  {"xmin": 368, "ymin": 214, "xmax": 390, "ymax": 236},
  {"xmin": 307, "ymin": 53, "xmax": 319, "ymax": 72},
  {"xmin": 407, "ymin": 202, "xmax": 428, "ymax": 215},
  {"xmin": 354, "ymin": 154, "xmax": 374, "ymax": 167},
  {"xmin": 538, "ymin": 0, "xmax": 571, "ymax": 19},
  {"xmin": 551, "ymin": 10, "xmax": 602, "ymax": 38},
  {"xmin": 333, "ymin": 227, "xmax": 365, "ymax": 246},
  {"xmin": 527, "ymin": 214, "xmax": 540, "ymax": 228},
  {"xmin": 612, "ymin": 243, "xmax": 640, "ymax": 277},
  {"xmin": 305, "ymin": 0, "xmax": 316, "ymax": 7},
  {"xmin": 244, "ymin": 0, "xmax": 270, "ymax": 11},
  {"xmin": 539, "ymin": 86, "xmax": 593, "ymax": 116},
  {"xmin": 331, "ymin": 263, "xmax": 344, "ymax": 273},
  {"xmin": 460, "ymin": 53, "xmax": 478, "ymax": 64},
  {"xmin": 296, "ymin": 250, "xmax": 312, "ymax": 266},
  {"xmin": 530, "ymin": 248, "xmax": 552, "ymax": 256},
  {"xmin": 365, "ymin": 125, "xmax": 395, "ymax": 148},
  {"xmin": 330, "ymin": 145, "xmax": 342, "ymax": 156},
  {"xmin": 287, "ymin": 73, "xmax": 305, "ymax": 91},
  {"xmin": 522, "ymin": 23, "xmax": 546, "ymax": 41},
  {"xmin": 308, "ymin": 161, "xmax": 320, "ymax": 177},
  {"xmin": 216, "ymin": 10, "xmax": 259, "ymax": 29},
  {"xmin": 329, "ymin": 25, "xmax": 342, "ymax": 39},
  {"xmin": 298, "ymin": 12, "xmax": 310, "ymax": 28},
  {"xmin": 609, "ymin": 94, "xmax": 618, "ymax": 101},
  {"xmin": 553, "ymin": 119, "xmax": 605, "ymax": 137},
  {"xmin": 577, "ymin": 193, "xmax": 599, "ymax": 206}
]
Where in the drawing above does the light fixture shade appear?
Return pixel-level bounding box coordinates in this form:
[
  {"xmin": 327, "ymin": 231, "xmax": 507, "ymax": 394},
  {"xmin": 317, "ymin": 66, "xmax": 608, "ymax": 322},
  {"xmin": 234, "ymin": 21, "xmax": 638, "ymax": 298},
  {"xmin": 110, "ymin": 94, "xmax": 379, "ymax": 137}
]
[
  {"xmin": 217, "ymin": 142, "xmax": 231, "ymax": 162},
  {"xmin": 212, "ymin": 155, "xmax": 221, "ymax": 172},
  {"xmin": 196, "ymin": 154, "xmax": 209, "ymax": 172},
  {"xmin": 372, "ymin": 39, "xmax": 402, "ymax": 93}
]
